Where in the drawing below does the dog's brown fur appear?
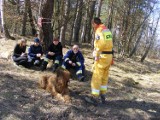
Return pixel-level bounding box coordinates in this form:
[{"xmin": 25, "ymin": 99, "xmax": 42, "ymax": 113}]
[{"xmin": 39, "ymin": 67, "xmax": 71, "ymax": 103}]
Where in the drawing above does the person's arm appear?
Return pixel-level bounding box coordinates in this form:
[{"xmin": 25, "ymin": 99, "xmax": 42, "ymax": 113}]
[
  {"xmin": 64, "ymin": 50, "xmax": 71, "ymax": 63},
  {"xmin": 13, "ymin": 44, "xmax": 21, "ymax": 57},
  {"xmin": 55, "ymin": 43, "xmax": 63, "ymax": 56},
  {"xmin": 28, "ymin": 45, "xmax": 36, "ymax": 57},
  {"xmin": 76, "ymin": 51, "xmax": 84, "ymax": 66}
]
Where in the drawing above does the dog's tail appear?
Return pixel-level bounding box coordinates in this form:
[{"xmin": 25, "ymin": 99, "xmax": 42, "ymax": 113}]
[{"xmin": 39, "ymin": 75, "xmax": 49, "ymax": 89}]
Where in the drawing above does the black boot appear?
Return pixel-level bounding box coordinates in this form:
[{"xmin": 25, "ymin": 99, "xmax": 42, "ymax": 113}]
[
  {"xmin": 41, "ymin": 61, "xmax": 48, "ymax": 71},
  {"xmin": 78, "ymin": 76, "xmax": 85, "ymax": 82},
  {"xmin": 100, "ymin": 94, "xmax": 106, "ymax": 104},
  {"xmin": 52, "ymin": 64, "xmax": 58, "ymax": 72},
  {"xmin": 84, "ymin": 95, "xmax": 99, "ymax": 106}
]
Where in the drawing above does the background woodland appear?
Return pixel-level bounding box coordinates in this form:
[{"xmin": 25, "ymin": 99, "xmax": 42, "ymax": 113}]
[{"xmin": 0, "ymin": 0, "xmax": 160, "ymax": 62}]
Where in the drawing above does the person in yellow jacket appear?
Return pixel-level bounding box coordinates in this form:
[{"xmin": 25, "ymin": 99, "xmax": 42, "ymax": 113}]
[{"xmin": 85, "ymin": 17, "xmax": 113, "ymax": 105}]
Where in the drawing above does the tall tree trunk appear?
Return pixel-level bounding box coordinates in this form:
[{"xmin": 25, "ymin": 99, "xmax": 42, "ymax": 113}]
[
  {"xmin": 16, "ymin": 0, "xmax": 20, "ymax": 15},
  {"xmin": 129, "ymin": 23, "xmax": 146, "ymax": 57},
  {"xmin": 41, "ymin": 0, "xmax": 54, "ymax": 52},
  {"xmin": 59, "ymin": 0, "xmax": 70, "ymax": 46},
  {"xmin": 73, "ymin": 0, "xmax": 83, "ymax": 43},
  {"xmin": 27, "ymin": 0, "xmax": 36, "ymax": 36},
  {"xmin": 107, "ymin": 0, "xmax": 114, "ymax": 30},
  {"xmin": 96, "ymin": 0, "xmax": 102, "ymax": 17},
  {"xmin": 141, "ymin": 15, "xmax": 160, "ymax": 62},
  {"xmin": 69, "ymin": 0, "xmax": 78, "ymax": 45},
  {"xmin": 86, "ymin": 0, "xmax": 96, "ymax": 43},
  {"xmin": 21, "ymin": 0, "xmax": 27, "ymax": 36},
  {"xmin": 81, "ymin": 5, "xmax": 88, "ymax": 43},
  {"xmin": 1, "ymin": 0, "xmax": 15, "ymax": 39}
]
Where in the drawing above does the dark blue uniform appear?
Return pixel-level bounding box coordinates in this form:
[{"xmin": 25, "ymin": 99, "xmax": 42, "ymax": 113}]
[
  {"xmin": 62, "ymin": 50, "xmax": 85, "ymax": 81},
  {"xmin": 28, "ymin": 44, "xmax": 43, "ymax": 66}
]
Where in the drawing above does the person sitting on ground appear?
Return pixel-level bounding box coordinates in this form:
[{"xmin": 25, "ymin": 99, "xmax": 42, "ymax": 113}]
[
  {"xmin": 12, "ymin": 39, "xmax": 28, "ymax": 68},
  {"xmin": 41, "ymin": 38, "xmax": 63, "ymax": 72},
  {"xmin": 62, "ymin": 45, "xmax": 85, "ymax": 82},
  {"xmin": 28, "ymin": 38, "xmax": 43, "ymax": 67}
]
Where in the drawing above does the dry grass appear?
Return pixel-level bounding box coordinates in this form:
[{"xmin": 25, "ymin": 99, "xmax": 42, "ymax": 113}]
[{"xmin": 0, "ymin": 38, "xmax": 160, "ymax": 120}]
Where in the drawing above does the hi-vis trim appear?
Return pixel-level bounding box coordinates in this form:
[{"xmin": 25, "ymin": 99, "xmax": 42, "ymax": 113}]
[
  {"xmin": 91, "ymin": 89, "xmax": 100, "ymax": 95},
  {"xmin": 62, "ymin": 65, "xmax": 66, "ymax": 69},
  {"xmin": 76, "ymin": 70, "xmax": 82, "ymax": 75},
  {"xmin": 76, "ymin": 62, "xmax": 81, "ymax": 66},
  {"xmin": 44, "ymin": 58, "xmax": 49, "ymax": 62},
  {"xmin": 65, "ymin": 58, "xmax": 69, "ymax": 62},
  {"xmin": 102, "ymin": 29, "xmax": 112, "ymax": 41},
  {"xmin": 54, "ymin": 60, "xmax": 59, "ymax": 64},
  {"xmin": 100, "ymin": 85, "xmax": 107, "ymax": 91}
]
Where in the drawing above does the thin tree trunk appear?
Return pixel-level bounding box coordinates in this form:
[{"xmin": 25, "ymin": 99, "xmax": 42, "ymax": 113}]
[
  {"xmin": 16, "ymin": 0, "xmax": 20, "ymax": 15},
  {"xmin": 73, "ymin": 0, "xmax": 83, "ymax": 43},
  {"xmin": 96, "ymin": 0, "xmax": 102, "ymax": 17},
  {"xmin": 69, "ymin": 0, "xmax": 78, "ymax": 45},
  {"xmin": 1, "ymin": 0, "xmax": 15, "ymax": 39},
  {"xmin": 86, "ymin": 0, "xmax": 96, "ymax": 43},
  {"xmin": 81, "ymin": 6, "xmax": 88, "ymax": 43},
  {"xmin": 27, "ymin": 0, "xmax": 36, "ymax": 36},
  {"xmin": 107, "ymin": 0, "xmax": 114, "ymax": 30},
  {"xmin": 141, "ymin": 15, "xmax": 160, "ymax": 62},
  {"xmin": 59, "ymin": 0, "xmax": 70, "ymax": 46},
  {"xmin": 21, "ymin": 0, "xmax": 27, "ymax": 36},
  {"xmin": 129, "ymin": 23, "xmax": 146, "ymax": 57}
]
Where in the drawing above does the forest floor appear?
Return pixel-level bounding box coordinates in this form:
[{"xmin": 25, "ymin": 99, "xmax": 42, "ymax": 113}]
[{"xmin": 0, "ymin": 38, "xmax": 160, "ymax": 120}]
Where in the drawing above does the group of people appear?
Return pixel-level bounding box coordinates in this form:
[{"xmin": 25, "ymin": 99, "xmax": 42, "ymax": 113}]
[
  {"xmin": 12, "ymin": 17, "xmax": 113, "ymax": 105},
  {"xmin": 12, "ymin": 37, "xmax": 85, "ymax": 82}
]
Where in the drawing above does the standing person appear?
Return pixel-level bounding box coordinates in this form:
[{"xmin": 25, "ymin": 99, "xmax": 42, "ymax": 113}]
[
  {"xmin": 28, "ymin": 38, "xmax": 43, "ymax": 66},
  {"xmin": 12, "ymin": 39, "xmax": 28, "ymax": 68},
  {"xmin": 62, "ymin": 45, "xmax": 85, "ymax": 82},
  {"xmin": 41, "ymin": 38, "xmax": 63, "ymax": 72},
  {"xmin": 85, "ymin": 17, "xmax": 113, "ymax": 104}
]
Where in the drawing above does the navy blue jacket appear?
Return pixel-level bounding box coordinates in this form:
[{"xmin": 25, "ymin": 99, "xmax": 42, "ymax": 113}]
[
  {"xmin": 64, "ymin": 50, "xmax": 84, "ymax": 65},
  {"xmin": 28, "ymin": 45, "xmax": 43, "ymax": 58}
]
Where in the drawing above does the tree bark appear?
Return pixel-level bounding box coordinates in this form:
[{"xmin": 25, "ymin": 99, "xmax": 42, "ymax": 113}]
[
  {"xmin": 96, "ymin": 0, "xmax": 102, "ymax": 17},
  {"xmin": 1, "ymin": 0, "xmax": 15, "ymax": 39},
  {"xmin": 86, "ymin": 0, "xmax": 96, "ymax": 43},
  {"xmin": 59, "ymin": 0, "xmax": 70, "ymax": 46},
  {"xmin": 21, "ymin": 0, "xmax": 27, "ymax": 36},
  {"xmin": 129, "ymin": 23, "xmax": 146, "ymax": 57},
  {"xmin": 73, "ymin": 0, "xmax": 83, "ymax": 43},
  {"xmin": 41, "ymin": 0, "xmax": 54, "ymax": 52},
  {"xmin": 27, "ymin": 0, "xmax": 36, "ymax": 36},
  {"xmin": 141, "ymin": 15, "xmax": 160, "ymax": 62}
]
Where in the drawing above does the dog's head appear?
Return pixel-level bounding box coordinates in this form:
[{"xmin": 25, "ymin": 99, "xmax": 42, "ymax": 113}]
[{"xmin": 56, "ymin": 67, "xmax": 70, "ymax": 90}]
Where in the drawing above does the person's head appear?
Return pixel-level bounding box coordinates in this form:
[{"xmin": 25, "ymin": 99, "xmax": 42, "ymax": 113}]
[
  {"xmin": 53, "ymin": 38, "xmax": 59, "ymax": 45},
  {"xmin": 92, "ymin": 17, "xmax": 102, "ymax": 28},
  {"xmin": 34, "ymin": 38, "xmax": 40, "ymax": 46},
  {"xmin": 19, "ymin": 38, "xmax": 27, "ymax": 47},
  {"xmin": 72, "ymin": 45, "xmax": 79, "ymax": 54}
]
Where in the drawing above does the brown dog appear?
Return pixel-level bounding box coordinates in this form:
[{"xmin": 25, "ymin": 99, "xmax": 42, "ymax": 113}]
[{"xmin": 39, "ymin": 67, "xmax": 71, "ymax": 103}]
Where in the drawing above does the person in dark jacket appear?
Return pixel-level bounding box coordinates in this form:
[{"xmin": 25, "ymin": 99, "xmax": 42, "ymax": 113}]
[
  {"xmin": 12, "ymin": 39, "xmax": 28, "ymax": 67},
  {"xmin": 62, "ymin": 45, "xmax": 85, "ymax": 82},
  {"xmin": 41, "ymin": 38, "xmax": 63, "ymax": 72},
  {"xmin": 28, "ymin": 38, "xmax": 43, "ymax": 66}
]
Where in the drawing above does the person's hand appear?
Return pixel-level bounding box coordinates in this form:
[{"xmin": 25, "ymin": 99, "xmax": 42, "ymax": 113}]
[
  {"xmin": 21, "ymin": 53, "xmax": 27, "ymax": 56},
  {"xmin": 48, "ymin": 52, "xmax": 55, "ymax": 56},
  {"xmin": 92, "ymin": 51, "xmax": 96, "ymax": 57},
  {"xmin": 36, "ymin": 53, "xmax": 41, "ymax": 57},
  {"xmin": 72, "ymin": 63, "xmax": 76, "ymax": 66},
  {"xmin": 68, "ymin": 60, "xmax": 72, "ymax": 64},
  {"xmin": 95, "ymin": 57, "xmax": 99, "ymax": 61}
]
